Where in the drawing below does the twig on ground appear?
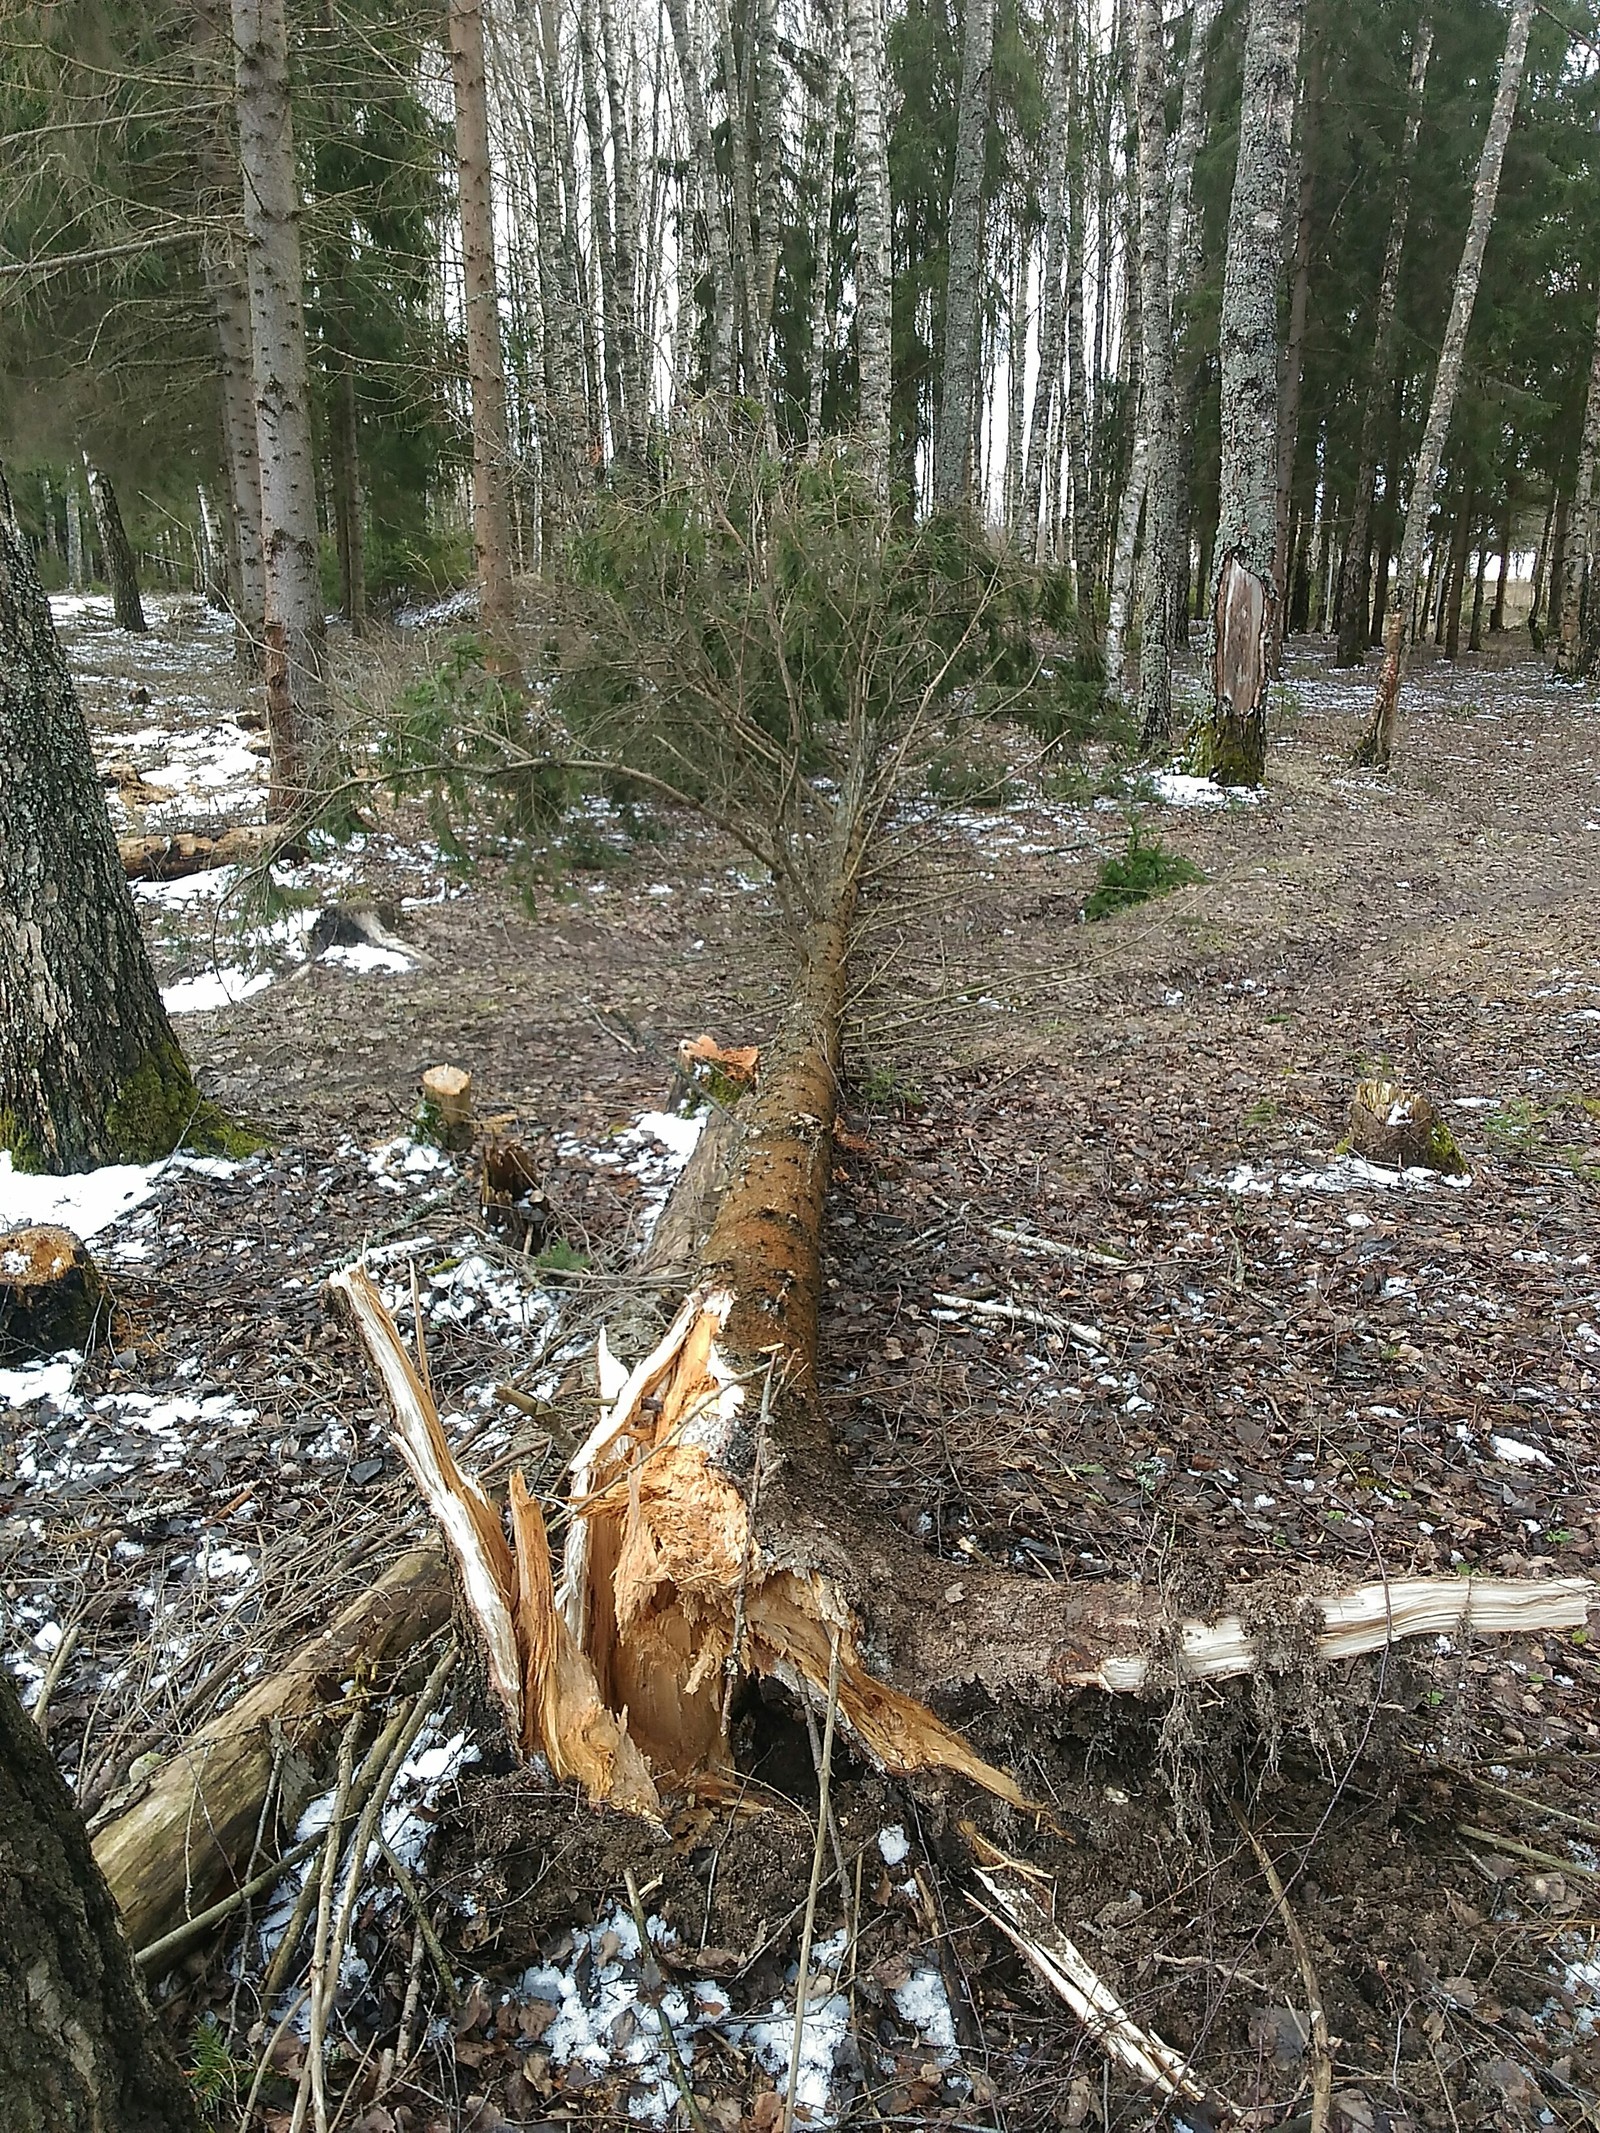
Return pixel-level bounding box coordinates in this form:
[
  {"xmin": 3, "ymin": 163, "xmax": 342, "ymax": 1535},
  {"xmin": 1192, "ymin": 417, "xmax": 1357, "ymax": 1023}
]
[
  {"xmin": 1230, "ymin": 1801, "xmax": 1333, "ymax": 2133},
  {"xmin": 1456, "ymin": 1824, "xmax": 1598, "ymax": 1878},
  {"xmin": 784, "ymin": 1629, "xmax": 842, "ymax": 2133},
  {"xmin": 291, "ymin": 1711, "xmax": 362, "ymax": 2133},
  {"xmin": 238, "ymin": 1984, "xmax": 311, "ymax": 2130},
  {"xmin": 31, "ymin": 1615, "xmax": 82, "ymax": 1739},
  {"xmin": 374, "ymin": 1923, "xmax": 428, "ymax": 2100},
  {"xmin": 376, "ymin": 1835, "xmax": 458, "ymax": 2007}
]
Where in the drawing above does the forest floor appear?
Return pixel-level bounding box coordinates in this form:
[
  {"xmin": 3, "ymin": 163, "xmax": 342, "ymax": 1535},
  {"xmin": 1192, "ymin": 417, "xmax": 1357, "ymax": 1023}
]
[{"xmin": 4, "ymin": 591, "xmax": 1600, "ymax": 2133}]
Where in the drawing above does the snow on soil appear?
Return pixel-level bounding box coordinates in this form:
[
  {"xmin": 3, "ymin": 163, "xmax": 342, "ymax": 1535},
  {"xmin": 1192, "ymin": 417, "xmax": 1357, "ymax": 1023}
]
[{"xmin": 0, "ymin": 1147, "xmax": 240, "ymax": 1238}]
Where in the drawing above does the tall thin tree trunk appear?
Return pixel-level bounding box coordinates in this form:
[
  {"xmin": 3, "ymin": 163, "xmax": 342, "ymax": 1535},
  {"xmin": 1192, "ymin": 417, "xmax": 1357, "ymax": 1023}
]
[
  {"xmin": 1019, "ymin": 0, "xmax": 1072, "ymax": 551},
  {"xmin": 1189, "ymin": 0, "xmax": 1305, "ymax": 786},
  {"xmin": 82, "ymin": 457, "xmax": 146, "ymax": 633},
  {"xmin": 1547, "ymin": 485, "xmax": 1570, "ymax": 646},
  {"xmin": 1490, "ymin": 490, "xmax": 1512, "ymax": 631},
  {"xmin": 1270, "ymin": 25, "xmax": 1322, "ymax": 670},
  {"xmin": 847, "ymin": 0, "xmax": 892, "ymax": 497},
  {"xmin": 1468, "ymin": 521, "xmax": 1489, "ymax": 650},
  {"xmin": 232, "ymin": 0, "xmax": 328, "ymax": 813},
  {"xmin": 597, "ymin": 0, "xmax": 645, "ymax": 456},
  {"xmin": 806, "ymin": 33, "xmax": 842, "ymax": 460},
  {"xmin": 1166, "ymin": 0, "xmax": 1222, "ymax": 649},
  {"xmin": 1555, "ymin": 280, "xmax": 1600, "ymax": 678},
  {"xmin": 66, "ymin": 482, "xmax": 84, "ymax": 591},
  {"xmin": 450, "ymin": 0, "xmax": 518, "ymax": 650},
  {"xmin": 1443, "ymin": 488, "xmax": 1475, "ymax": 657},
  {"xmin": 1359, "ymin": 0, "xmax": 1534, "ymax": 767},
  {"xmin": 1005, "ymin": 229, "xmax": 1027, "ymax": 531},
  {"xmin": 194, "ymin": 0, "xmax": 264, "ymax": 663},
  {"xmin": 1333, "ymin": 11, "xmax": 1432, "ymax": 667},
  {"xmin": 328, "ymin": 361, "xmax": 366, "ymax": 633},
  {"xmin": 1064, "ymin": 11, "xmax": 1094, "ymax": 610},
  {"xmin": 665, "ymin": 0, "xmax": 736, "ymax": 397},
  {"xmin": 712, "ymin": 0, "xmax": 763, "ymax": 410},
  {"xmin": 577, "ymin": 0, "xmax": 627, "ymax": 458},
  {"xmin": 933, "ymin": 0, "xmax": 998, "ymax": 507},
  {"xmin": 1133, "ymin": 0, "xmax": 1178, "ymax": 751}
]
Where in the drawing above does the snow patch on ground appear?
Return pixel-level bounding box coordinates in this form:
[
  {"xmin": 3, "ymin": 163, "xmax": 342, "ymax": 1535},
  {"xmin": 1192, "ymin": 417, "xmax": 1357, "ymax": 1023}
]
[
  {"xmin": 0, "ymin": 1149, "xmax": 241, "ymax": 1238},
  {"xmin": 162, "ymin": 965, "xmax": 276, "ymax": 1014},
  {"xmin": 1139, "ymin": 769, "xmax": 1268, "ymax": 809},
  {"xmin": 1221, "ymin": 1155, "xmax": 1473, "ymax": 1196}
]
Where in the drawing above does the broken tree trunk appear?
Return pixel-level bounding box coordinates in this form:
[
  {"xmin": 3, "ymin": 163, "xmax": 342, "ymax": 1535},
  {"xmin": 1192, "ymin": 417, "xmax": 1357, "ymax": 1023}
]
[
  {"xmin": 90, "ymin": 1547, "xmax": 446, "ymax": 1952},
  {"xmin": 338, "ymin": 885, "xmax": 1600, "ymax": 1821}
]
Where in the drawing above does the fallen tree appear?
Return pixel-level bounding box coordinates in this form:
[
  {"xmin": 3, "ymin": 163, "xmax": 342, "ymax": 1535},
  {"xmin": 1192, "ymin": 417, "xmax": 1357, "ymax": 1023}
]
[{"xmin": 116, "ymin": 824, "xmax": 286, "ymax": 880}]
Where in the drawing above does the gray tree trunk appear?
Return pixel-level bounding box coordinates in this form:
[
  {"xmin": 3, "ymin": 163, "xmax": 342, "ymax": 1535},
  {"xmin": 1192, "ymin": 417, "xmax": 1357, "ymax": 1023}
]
[
  {"xmin": 933, "ymin": 0, "xmax": 998, "ymax": 507},
  {"xmin": 1555, "ymin": 280, "xmax": 1600, "ymax": 678},
  {"xmin": 450, "ymin": 0, "xmax": 518, "ymax": 650},
  {"xmin": 664, "ymin": 0, "xmax": 736, "ymax": 397},
  {"xmin": 0, "ymin": 477, "xmax": 213, "ymax": 1174},
  {"xmin": 65, "ymin": 483, "xmax": 84, "ymax": 592},
  {"xmin": 232, "ymin": 0, "xmax": 328, "ymax": 814},
  {"xmin": 1360, "ymin": 0, "xmax": 1535, "ymax": 765},
  {"xmin": 806, "ymin": 30, "xmax": 843, "ymax": 459},
  {"xmin": 577, "ymin": 0, "xmax": 628, "ymax": 460},
  {"xmin": 82, "ymin": 458, "xmax": 146, "ymax": 633},
  {"xmin": 1333, "ymin": 11, "xmax": 1431, "ymax": 667},
  {"xmin": 1133, "ymin": 0, "xmax": 1178, "ymax": 751},
  {"xmin": 846, "ymin": 0, "xmax": 892, "ymax": 497},
  {"xmin": 597, "ymin": 0, "xmax": 647, "ymax": 456},
  {"xmin": 1189, "ymin": 0, "xmax": 1305, "ymax": 786},
  {"xmin": 1064, "ymin": 4, "xmax": 1093, "ymax": 606},
  {"xmin": 1019, "ymin": 0, "xmax": 1072, "ymax": 552},
  {"xmin": 193, "ymin": 0, "xmax": 265, "ymax": 662},
  {"xmin": 1270, "ymin": 26, "xmax": 1322, "ymax": 670},
  {"xmin": 0, "ymin": 1665, "xmax": 201, "ymax": 2132}
]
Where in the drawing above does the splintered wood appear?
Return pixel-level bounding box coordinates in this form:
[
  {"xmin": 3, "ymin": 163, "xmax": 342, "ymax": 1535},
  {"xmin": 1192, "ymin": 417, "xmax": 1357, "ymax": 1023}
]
[{"xmin": 332, "ymin": 1267, "xmax": 1028, "ymax": 1813}]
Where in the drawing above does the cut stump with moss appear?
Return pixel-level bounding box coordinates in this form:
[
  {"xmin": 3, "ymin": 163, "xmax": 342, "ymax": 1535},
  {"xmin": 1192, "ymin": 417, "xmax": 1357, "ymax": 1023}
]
[{"xmin": 1348, "ymin": 1079, "xmax": 1467, "ymax": 1175}]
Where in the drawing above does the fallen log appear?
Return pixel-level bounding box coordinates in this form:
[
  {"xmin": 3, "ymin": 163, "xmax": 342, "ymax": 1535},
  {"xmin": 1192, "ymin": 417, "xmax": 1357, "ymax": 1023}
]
[
  {"xmin": 117, "ymin": 824, "xmax": 286, "ymax": 881},
  {"xmin": 340, "ymin": 867, "xmax": 1600, "ymax": 1818},
  {"xmin": 91, "ymin": 1546, "xmax": 447, "ymax": 1952}
]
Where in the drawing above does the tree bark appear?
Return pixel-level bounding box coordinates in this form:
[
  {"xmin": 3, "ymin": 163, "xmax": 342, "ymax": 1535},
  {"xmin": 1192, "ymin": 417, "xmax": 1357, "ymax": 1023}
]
[
  {"xmin": 232, "ymin": 0, "xmax": 328, "ymax": 814},
  {"xmin": 1189, "ymin": 0, "xmax": 1305, "ymax": 786},
  {"xmin": 1133, "ymin": 0, "xmax": 1178, "ymax": 751},
  {"xmin": 805, "ymin": 30, "xmax": 843, "ymax": 461},
  {"xmin": 1333, "ymin": 13, "xmax": 1432, "ymax": 667},
  {"xmin": 846, "ymin": 0, "xmax": 893, "ymax": 498},
  {"xmin": 597, "ymin": 0, "xmax": 646, "ymax": 458},
  {"xmin": 1019, "ymin": 0, "xmax": 1072, "ymax": 554},
  {"xmin": 193, "ymin": 0, "xmax": 265, "ymax": 662},
  {"xmin": 1358, "ymin": 0, "xmax": 1533, "ymax": 767},
  {"xmin": 1555, "ymin": 279, "xmax": 1600, "ymax": 678},
  {"xmin": 1490, "ymin": 490, "xmax": 1512, "ymax": 631},
  {"xmin": 450, "ymin": 0, "xmax": 518, "ymax": 653},
  {"xmin": 577, "ymin": 0, "xmax": 628, "ymax": 462},
  {"xmin": 1443, "ymin": 490, "xmax": 1475, "ymax": 658},
  {"xmin": 65, "ymin": 482, "xmax": 84, "ymax": 592},
  {"xmin": 82, "ymin": 458, "xmax": 146, "ymax": 634},
  {"xmin": 1467, "ymin": 518, "xmax": 1489, "ymax": 650},
  {"xmin": 933, "ymin": 0, "xmax": 998, "ymax": 508},
  {"xmin": 664, "ymin": 0, "xmax": 736, "ymax": 398},
  {"xmin": 0, "ymin": 1667, "xmax": 201, "ymax": 2133},
  {"xmin": 0, "ymin": 477, "xmax": 213, "ymax": 1174},
  {"xmin": 328, "ymin": 357, "xmax": 366, "ymax": 633},
  {"xmin": 1269, "ymin": 26, "xmax": 1322, "ymax": 671}
]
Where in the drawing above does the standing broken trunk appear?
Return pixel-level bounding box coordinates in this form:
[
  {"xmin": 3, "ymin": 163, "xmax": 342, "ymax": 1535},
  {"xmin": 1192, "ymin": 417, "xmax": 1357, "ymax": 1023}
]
[
  {"xmin": 0, "ymin": 1665, "xmax": 201, "ymax": 2133},
  {"xmin": 232, "ymin": 0, "xmax": 329, "ymax": 815},
  {"xmin": 81, "ymin": 457, "xmax": 146, "ymax": 633},
  {"xmin": 1358, "ymin": 0, "xmax": 1535, "ymax": 766},
  {"xmin": 449, "ymin": 0, "xmax": 519, "ymax": 653},
  {"xmin": 0, "ymin": 478, "xmax": 220, "ymax": 1173},
  {"xmin": 1187, "ymin": 0, "xmax": 1305, "ymax": 786}
]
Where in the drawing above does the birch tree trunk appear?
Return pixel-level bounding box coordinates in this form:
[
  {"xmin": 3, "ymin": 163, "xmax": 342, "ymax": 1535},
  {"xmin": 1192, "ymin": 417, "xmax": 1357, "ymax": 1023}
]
[
  {"xmin": 232, "ymin": 0, "xmax": 327, "ymax": 814},
  {"xmin": 1555, "ymin": 281, "xmax": 1600, "ymax": 678},
  {"xmin": 0, "ymin": 477, "xmax": 215, "ymax": 1174},
  {"xmin": 66, "ymin": 482, "xmax": 84, "ymax": 592},
  {"xmin": 847, "ymin": 0, "xmax": 893, "ymax": 497},
  {"xmin": 597, "ymin": 0, "xmax": 646, "ymax": 456},
  {"xmin": 1333, "ymin": 12, "xmax": 1431, "ymax": 667},
  {"xmin": 82, "ymin": 458, "xmax": 147, "ymax": 634},
  {"xmin": 1359, "ymin": 0, "xmax": 1535, "ymax": 766},
  {"xmin": 1269, "ymin": 27, "xmax": 1322, "ymax": 671},
  {"xmin": 1064, "ymin": 8, "xmax": 1094, "ymax": 606},
  {"xmin": 193, "ymin": 0, "xmax": 265, "ymax": 662},
  {"xmin": 450, "ymin": 0, "xmax": 517, "ymax": 647},
  {"xmin": 0, "ymin": 1666, "xmax": 201, "ymax": 2133},
  {"xmin": 1188, "ymin": 0, "xmax": 1305, "ymax": 787},
  {"xmin": 1133, "ymin": 0, "xmax": 1178, "ymax": 751},
  {"xmin": 1019, "ymin": 0, "xmax": 1072, "ymax": 552},
  {"xmin": 806, "ymin": 31, "xmax": 842, "ymax": 459},
  {"xmin": 577, "ymin": 0, "xmax": 627, "ymax": 459},
  {"xmin": 933, "ymin": 0, "xmax": 998, "ymax": 507},
  {"xmin": 665, "ymin": 0, "xmax": 736, "ymax": 397}
]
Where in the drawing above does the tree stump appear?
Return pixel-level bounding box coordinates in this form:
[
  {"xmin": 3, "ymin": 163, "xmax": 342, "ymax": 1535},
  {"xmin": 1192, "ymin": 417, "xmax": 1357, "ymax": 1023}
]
[
  {"xmin": 1347, "ymin": 1079, "xmax": 1466, "ymax": 1175},
  {"xmin": 420, "ymin": 1065, "xmax": 473, "ymax": 1152},
  {"xmin": 0, "ymin": 1228, "xmax": 105, "ymax": 1362}
]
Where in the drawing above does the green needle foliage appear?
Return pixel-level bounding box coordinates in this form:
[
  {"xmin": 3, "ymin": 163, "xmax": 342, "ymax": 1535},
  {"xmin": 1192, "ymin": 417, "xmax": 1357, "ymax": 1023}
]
[{"xmin": 1083, "ymin": 815, "xmax": 1205, "ymax": 921}]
